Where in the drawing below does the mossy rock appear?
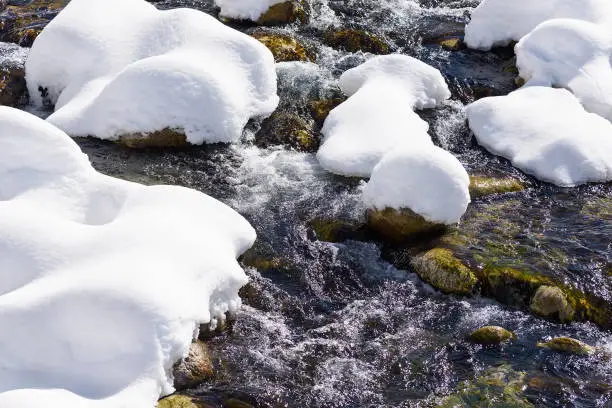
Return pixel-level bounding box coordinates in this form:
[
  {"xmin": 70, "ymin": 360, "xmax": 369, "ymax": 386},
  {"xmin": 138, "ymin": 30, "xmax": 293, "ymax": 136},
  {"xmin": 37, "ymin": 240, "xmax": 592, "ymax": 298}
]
[
  {"xmin": 410, "ymin": 248, "xmax": 478, "ymax": 295},
  {"xmin": 172, "ymin": 341, "xmax": 214, "ymax": 391},
  {"xmin": 530, "ymin": 285, "xmax": 574, "ymax": 322},
  {"xmin": 251, "ymin": 31, "xmax": 313, "ymax": 62},
  {"xmin": 257, "ymin": 1, "xmax": 308, "ymax": 26},
  {"xmin": 469, "ymin": 176, "xmax": 525, "ymax": 199},
  {"xmin": 0, "ymin": 65, "xmax": 27, "ymax": 106},
  {"xmin": 536, "ymin": 337, "xmax": 595, "ymax": 355},
  {"xmin": 255, "ymin": 112, "xmax": 317, "ymax": 152},
  {"xmin": 118, "ymin": 128, "xmax": 187, "ymax": 148},
  {"xmin": 308, "ymin": 218, "xmax": 365, "ymax": 243},
  {"xmin": 367, "ymin": 207, "xmax": 447, "ymax": 245},
  {"xmin": 324, "ymin": 29, "xmax": 390, "ymax": 54},
  {"xmin": 469, "ymin": 326, "xmax": 516, "ymax": 345},
  {"xmin": 0, "ymin": 0, "xmax": 68, "ymax": 46},
  {"xmin": 308, "ymin": 97, "xmax": 345, "ymax": 125},
  {"xmin": 158, "ymin": 395, "xmax": 204, "ymax": 408}
]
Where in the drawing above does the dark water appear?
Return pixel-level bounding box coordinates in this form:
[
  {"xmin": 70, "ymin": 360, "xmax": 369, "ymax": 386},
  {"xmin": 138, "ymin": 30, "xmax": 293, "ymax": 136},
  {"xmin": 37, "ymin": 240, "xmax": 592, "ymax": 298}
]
[{"xmin": 28, "ymin": 0, "xmax": 612, "ymax": 406}]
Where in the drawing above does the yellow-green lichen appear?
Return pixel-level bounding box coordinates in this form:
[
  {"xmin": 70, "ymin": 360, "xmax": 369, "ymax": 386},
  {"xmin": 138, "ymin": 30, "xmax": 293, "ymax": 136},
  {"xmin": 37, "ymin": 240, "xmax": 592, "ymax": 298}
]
[
  {"xmin": 469, "ymin": 176, "xmax": 526, "ymax": 199},
  {"xmin": 411, "ymin": 248, "xmax": 478, "ymax": 295}
]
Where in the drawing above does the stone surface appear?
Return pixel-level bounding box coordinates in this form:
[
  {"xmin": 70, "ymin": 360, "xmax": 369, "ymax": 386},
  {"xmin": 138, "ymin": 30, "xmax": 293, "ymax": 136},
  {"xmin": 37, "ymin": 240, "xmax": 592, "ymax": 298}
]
[
  {"xmin": 469, "ymin": 175, "xmax": 525, "ymax": 199},
  {"xmin": 323, "ymin": 29, "xmax": 389, "ymax": 54},
  {"xmin": 536, "ymin": 337, "xmax": 595, "ymax": 355},
  {"xmin": 118, "ymin": 128, "xmax": 187, "ymax": 148},
  {"xmin": 257, "ymin": 1, "xmax": 307, "ymax": 26},
  {"xmin": 173, "ymin": 341, "xmax": 214, "ymax": 391},
  {"xmin": 367, "ymin": 207, "xmax": 446, "ymax": 244},
  {"xmin": 410, "ymin": 248, "xmax": 478, "ymax": 295},
  {"xmin": 251, "ymin": 31, "xmax": 312, "ymax": 62},
  {"xmin": 530, "ymin": 285, "xmax": 575, "ymax": 322},
  {"xmin": 255, "ymin": 111, "xmax": 317, "ymax": 152},
  {"xmin": 469, "ymin": 326, "xmax": 516, "ymax": 345}
]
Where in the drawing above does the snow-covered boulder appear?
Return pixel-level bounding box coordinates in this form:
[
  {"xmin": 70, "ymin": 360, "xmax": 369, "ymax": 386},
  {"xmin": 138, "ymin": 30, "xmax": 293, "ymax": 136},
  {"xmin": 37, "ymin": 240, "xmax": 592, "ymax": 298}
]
[
  {"xmin": 467, "ymin": 87, "xmax": 612, "ymax": 187},
  {"xmin": 0, "ymin": 107, "xmax": 255, "ymax": 407},
  {"xmin": 316, "ymin": 55, "xmax": 451, "ymax": 177},
  {"xmin": 215, "ymin": 0, "xmax": 304, "ymax": 24},
  {"xmin": 26, "ymin": 0, "xmax": 279, "ymax": 145},
  {"xmin": 465, "ymin": 0, "xmax": 612, "ymax": 50},
  {"xmin": 515, "ymin": 19, "xmax": 612, "ymax": 122}
]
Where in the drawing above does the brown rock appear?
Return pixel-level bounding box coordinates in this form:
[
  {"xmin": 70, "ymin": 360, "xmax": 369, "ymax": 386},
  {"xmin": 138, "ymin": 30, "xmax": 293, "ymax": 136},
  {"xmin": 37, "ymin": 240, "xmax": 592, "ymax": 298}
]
[
  {"xmin": 173, "ymin": 341, "xmax": 214, "ymax": 391},
  {"xmin": 118, "ymin": 128, "xmax": 187, "ymax": 148},
  {"xmin": 367, "ymin": 207, "xmax": 446, "ymax": 244}
]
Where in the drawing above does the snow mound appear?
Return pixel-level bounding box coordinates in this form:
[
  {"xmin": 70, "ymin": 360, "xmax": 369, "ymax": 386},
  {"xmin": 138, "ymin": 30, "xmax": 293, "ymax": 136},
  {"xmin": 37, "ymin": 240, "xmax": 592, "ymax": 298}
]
[
  {"xmin": 465, "ymin": 0, "xmax": 612, "ymax": 50},
  {"xmin": 316, "ymin": 55, "xmax": 451, "ymax": 177},
  {"xmin": 364, "ymin": 145, "xmax": 471, "ymax": 224},
  {"xmin": 0, "ymin": 107, "xmax": 255, "ymax": 407},
  {"xmin": 467, "ymin": 87, "xmax": 612, "ymax": 187},
  {"xmin": 215, "ymin": 0, "xmax": 285, "ymax": 21},
  {"xmin": 515, "ymin": 19, "xmax": 612, "ymax": 122},
  {"xmin": 26, "ymin": 0, "xmax": 278, "ymax": 144}
]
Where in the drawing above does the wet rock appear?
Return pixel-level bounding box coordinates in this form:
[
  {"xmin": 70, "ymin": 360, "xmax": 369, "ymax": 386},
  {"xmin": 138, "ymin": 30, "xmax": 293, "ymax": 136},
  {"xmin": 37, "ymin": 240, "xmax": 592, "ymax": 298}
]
[
  {"xmin": 257, "ymin": 1, "xmax": 307, "ymax": 26},
  {"xmin": 224, "ymin": 398, "xmax": 254, "ymax": 408},
  {"xmin": 0, "ymin": 64, "xmax": 27, "ymax": 106},
  {"xmin": 469, "ymin": 326, "xmax": 516, "ymax": 345},
  {"xmin": 530, "ymin": 285, "xmax": 575, "ymax": 322},
  {"xmin": 537, "ymin": 337, "xmax": 595, "ymax": 355},
  {"xmin": 158, "ymin": 394, "xmax": 204, "ymax": 408},
  {"xmin": 308, "ymin": 97, "xmax": 345, "ymax": 125},
  {"xmin": 469, "ymin": 175, "xmax": 525, "ymax": 199},
  {"xmin": 0, "ymin": 0, "xmax": 69, "ymax": 46},
  {"xmin": 367, "ymin": 208, "xmax": 446, "ymax": 244},
  {"xmin": 254, "ymin": 111, "xmax": 317, "ymax": 152},
  {"xmin": 323, "ymin": 29, "xmax": 389, "ymax": 54},
  {"xmin": 251, "ymin": 30, "xmax": 313, "ymax": 62},
  {"xmin": 308, "ymin": 218, "xmax": 365, "ymax": 243},
  {"xmin": 410, "ymin": 248, "xmax": 478, "ymax": 295},
  {"xmin": 118, "ymin": 128, "xmax": 187, "ymax": 148},
  {"xmin": 173, "ymin": 341, "xmax": 214, "ymax": 391}
]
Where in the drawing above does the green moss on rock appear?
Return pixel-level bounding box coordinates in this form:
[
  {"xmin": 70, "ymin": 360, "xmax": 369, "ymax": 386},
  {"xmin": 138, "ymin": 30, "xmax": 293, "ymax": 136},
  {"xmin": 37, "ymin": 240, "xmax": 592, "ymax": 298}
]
[
  {"xmin": 308, "ymin": 218, "xmax": 364, "ymax": 243},
  {"xmin": 537, "ymin": 337, "xmax": 595, "ymax": 355},
  {"xmin": 251, "ymin": 31, "xmax": 313, "ymax": 62},
  {"xmin": 469, "ymin": 326, "xmax": 516, "ymax": 345},
  {"xmin": 469, "ymin": 176, "xmax": 525, "ymax": 199},
  {"xmin": 0, "ymin": 65, "xmax": 27, "ymax": 107},
  {"xmin": 308, "ymin": 98, "xmax": 345, "ymax": 125},
  {"xmin": 324, "ymin": 29, "xmax": 389, "ymax": 54},
  {"xmin": 158, "ymin": 395, "xmax": 203, "ymax": 408},
  {"xmin": 118, "ymin": 128, "xmax": 187, "ymax": 148},
  {"xmin": 367, "ymin": 208, "xmax": 447, "ymax": 244},
  {"xmin": 530, "ymin": 285, "xmax": 574, "ymax": 322},
  {"xmin": 255, "ymin": 112, "xmax": 317, "ymax": 152},
  {"xmin": 411, "ymin": 248, "xmax": 478, "ymax": 295},
  {"xmin": 257, "ymin": 1, "xmax": 308, "ymax": 26}
]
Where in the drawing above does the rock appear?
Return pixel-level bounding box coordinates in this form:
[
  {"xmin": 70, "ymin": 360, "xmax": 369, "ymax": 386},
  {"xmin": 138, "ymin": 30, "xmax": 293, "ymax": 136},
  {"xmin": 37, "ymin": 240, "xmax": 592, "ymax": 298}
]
[
  {"xmin": 0, "ymin": 65, "xmax": 27, "ymax": 106},
  {"xmin": 118, "ymin": 128, "xmax": 187, "ymax": 148},
  {"xmin": 157, "ymin": 395, "xmax": 203, "ymax": 408},
  {"xmin": 410, "ymin": 248, "xmax": 478, "ymax": 295},
  {"xmin": 0, "ymin": 0, "xmax": 69, "ymax": 46},
  {"xmin": 255, "ymin": 112, "xmax": 317, "ymax": 152},
  {"xmin": 536, "ymin": 337, "xmax": 595, "ymax": 355},
  {"xmin": 173, "ymin": 341, "xmax": 214, "ymax": 391},
  {"xmin": 530, "ymin": 285, "xmax": 575, "ymax": 322},
  {"xmin": 478, "ymin": 266, "xmax": 550, "ymax": 309},
  {"xmin": 257, "ymin": 1, "xmax": 307, "ymax": 26},
  {"xmin": 323, "ymin": 29, "xmax": 389, "ymax": 54},
  {"xmin": 469, "ymin": 326, "xmax": 516, "ymax": 345},
  {"xmin": 308, "ymin": 98, "xmax": 345, "ymax": 125},
  {"xmin": 438, "ymin": 37, "xmax": 464, "ymax": 50},
  {"xmin": 308, "ymin": 218, "xmax": 365, "ymax": 243},
  {"xmin": 367, "ymin": 207, "xmax": 446, "ymax": 244},
  {"xmin": 251, "ymin": 31, "xmax": 313, "ymax": 62},
  {"xmin": 469, "ymin": 175, "xmax": 525, "ymax": 198}
]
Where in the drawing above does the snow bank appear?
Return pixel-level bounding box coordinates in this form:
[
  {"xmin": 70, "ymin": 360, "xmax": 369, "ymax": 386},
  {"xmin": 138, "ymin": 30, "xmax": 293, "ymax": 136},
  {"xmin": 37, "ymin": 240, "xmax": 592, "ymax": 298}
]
[
  {"xmin": 26, "ymin": 0, "xmax": 278, "ymax": 144},
  {"xmin": 364, "ymin": 145, "xmax": 470, "ymax": 224},
  {"xmin": 465, "ymin": 0, "xmax": 612, "ymax": 50},
  {"xmin": 515, "ymin": 19, "xmax": 612, "ymax": 122},
  {"xmin": 467, "ymin": 87, "xmax": 612, "ymax": 187},
  {"xmin": 316, "ymin": 55, "xmax": 450, "ymax": 177},
  {"xmin": 215, "ymin": 0, "xmax": 286, "ymax": 21},
  {"xmin": 0, "ymin": 107, "xmax": 255, "ymax": 407}
]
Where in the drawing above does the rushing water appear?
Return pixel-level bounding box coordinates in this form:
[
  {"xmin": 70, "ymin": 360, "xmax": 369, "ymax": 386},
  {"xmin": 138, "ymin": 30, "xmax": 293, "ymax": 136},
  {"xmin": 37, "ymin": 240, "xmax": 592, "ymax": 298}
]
[{"xmin": 13, "ymin": 0, "xmax": 612, "ymax": 406}]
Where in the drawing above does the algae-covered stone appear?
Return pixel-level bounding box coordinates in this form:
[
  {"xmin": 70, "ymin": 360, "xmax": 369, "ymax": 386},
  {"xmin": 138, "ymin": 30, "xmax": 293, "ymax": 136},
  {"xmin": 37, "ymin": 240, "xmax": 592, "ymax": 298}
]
[
  {"xmin": 257, "ymin": 1, "xmax": 307, "ymax": 26},
  {"xmin": 255, "ymin": 112, "xmax": 317, "ymax": 152},
  {"xmin": 0, "ymin": 0, "xmax": 69, "ymax": 46},
  {"xmin": 251, "ymin": 31, "xmax": 312, "ymax": 62},
  {"xmin": 530, "ymin": 285, "xmax": 575, "ymax": 322},
  {"xmin": 469, "ymin": 175, "xmax": 525, "ymax": 199},
  {"xmin": 308, "ymin": 218, "xmax": 364, "ymax": 243},
  {"xmin": 173, "ymin": 341, "xmax": 214, "ymax": 391},
  {"xmin": 309, "ymin": 98, "xmax": 345, "ymax": 125},
  {"xmin": 367, "ymin": 208, "xmax": 447, "ymax": 244},
  {"xmin": 411, "ymin": 248, "xmax": 478, "ymax": 295},
  {"xmin": 469, "ymin": 326, "xmax": 516, "ymax": 345},
  {"xmin": 536, "ymin": 337, "xmax": 595, "ymax": 355},
  {"xmin": 477, "ymin": 266, "xmax": 550, "ymax": 309},
  {"xmin": 157, "ymin": 395, "xmax": 202, "ymax": 408},
  {"xmin": 323, "ymin": 29, "xmax": 389, "ymax": 54},
  {"xmin": 0, "ymin": 65, "xmax": 27, "ymax": 107},
  {"xmin": 437, "ymin": 37, "xmax": 464, "ymax": 51},
  {"xmin": 118, "ymin": 128, "xmax": 187, "ymax": 148}
]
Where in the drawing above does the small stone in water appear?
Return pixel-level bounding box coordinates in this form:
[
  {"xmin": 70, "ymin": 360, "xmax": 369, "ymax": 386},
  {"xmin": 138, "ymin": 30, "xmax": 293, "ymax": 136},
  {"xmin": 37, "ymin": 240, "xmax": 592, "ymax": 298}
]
[
  {"xmin": 536, "ymin": 337, "xmax": 595, "ymax": 355},
  {"xmin": 469, "ymin": 326, "xmax": 516, "ymax": 345}
]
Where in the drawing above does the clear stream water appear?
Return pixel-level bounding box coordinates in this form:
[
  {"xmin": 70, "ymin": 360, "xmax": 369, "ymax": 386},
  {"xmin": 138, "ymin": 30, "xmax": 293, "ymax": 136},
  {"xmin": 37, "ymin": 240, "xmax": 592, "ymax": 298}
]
[{"xmin": 12, "ymin": 0, "xmax": 612, "ymax": 406}]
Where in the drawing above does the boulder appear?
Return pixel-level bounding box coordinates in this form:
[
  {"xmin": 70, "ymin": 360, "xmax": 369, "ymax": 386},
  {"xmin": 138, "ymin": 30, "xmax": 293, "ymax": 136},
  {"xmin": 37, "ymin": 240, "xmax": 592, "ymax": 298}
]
[
  {"xmin": 410, "ymin": 248, "xmax": 478, "ymax": 295},
  {"xmin": 118, "ymin": 128, "xmax": 187, "ymax": 148},
  {"xmin": 308, "ymin": 97, "xmax": 345, "ymax": 125},
  {"xmin": 255, "ymin": 112, "xmax": 317, "ymax": 152},
  {"xmin": 0, "ymin": 0, "xmax": 69, "ymax": 46},
  {"xmin": 172, "ymin": 341, "xmax": 214, "ymax": 391},
  {"xmin": 530, "ymin": 285, "xmax": 575, "ymax": 322},
  {"xmin": 366, "ymin": 207, "xmax": 447, "ymax": 244},
  {"xmin": 251, "ymin": 31, "xmax": 312, "ymax": 62},
  {"xmin": 536, "ymin": 337, "xmax": 595, "ymax": 355},
  {"xmin": 158, "ymin": 395, "xmax": 204, "ymax": 408},
  {"xmin": 469, "ymin": 326, "xmax": 516, "ymax": 345},
  {"xmin": 257, "ymin": 1, "xmax": 307, "ymax": 26},
  {"xmin": 0, "ymin": 65, "xmax": 27, "ymax": 107},
  {"xmin": 469, "ymin": 175, "xmax": 525, "ymax": 198},
  {"xmin": 323, "ymin": 29, "xmax": 389, "ymax": 54}
]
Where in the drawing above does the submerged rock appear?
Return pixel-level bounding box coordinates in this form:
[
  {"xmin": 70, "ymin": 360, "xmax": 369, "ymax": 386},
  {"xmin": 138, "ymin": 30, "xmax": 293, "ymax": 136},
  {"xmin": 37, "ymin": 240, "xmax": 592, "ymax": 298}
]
[
  {"xmin": 537, "ymin": 337, "xmax": 595, "ymax": 355},
  {"xmin": 173, "ymin": 341, "xmax": 214, "ymax": 391},
  {"xmin": 118, "ymin": 128, "xmax": 187, "ymax": 148},
  {"xmin": 530, "ymin": 285, "xmax": 575, "ymax": 322},
  {"xmin": 410, "ymin": 248, "xmax": 478, "ymax": 295},
  {"xmin": 469, "ymin": 175, "xmax": 525, "ymax": 198},
  {"xmin": 257, "ymin": 1, "xmax": 307, "ymax": 26},
  {"xmin": 255, "ymin": 111, "xmax": 317, "ymax": 152},
  {"xmin": 367, "ymin": 208, "xmax": 447, "ymax": 244},
  {"xmin": 469, "ymin": 326, "xmax": 516, "ymax": 345},
  {"xmin": 308, "ymin": 218, "xmax": 365, "ymax": 243},
  {"xmin": 251, "ymin": 31, "xmax": 313, "ymax": 62},
  {"xmin": 323, "ymin": 29, "xmax": 390, "ymax": 54}
]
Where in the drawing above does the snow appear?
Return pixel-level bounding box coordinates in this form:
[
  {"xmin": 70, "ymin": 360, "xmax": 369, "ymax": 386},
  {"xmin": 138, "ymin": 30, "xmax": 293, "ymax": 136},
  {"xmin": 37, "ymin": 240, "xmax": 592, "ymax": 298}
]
[
  {"xmin": 515, "ymin": 19, "xmax": 612, "ymax": 122},
  {"xmin": 25, "ymin": 0, "xmax": 279, "ymax": 144},
  {"xmin": 0, "ymin": 107, "xmax": 255, "ymax": 407},
  {"xmin": 316, "ymin": 55, "xmax": 451, "ymax": 177},
  {"xmin": 467, "ymin": 87, "xmax": 612, "ymax": 187},
  {"xmin": 215, "ymin": 0, "xmax": 286, "ymax": 21},
  {"xmin": 363, "ymin": 145, "xmax": 471, "ymax": 224},
  {"xmin": 465, "ymin": 0, "xmax": 612, "ymax": 50}
]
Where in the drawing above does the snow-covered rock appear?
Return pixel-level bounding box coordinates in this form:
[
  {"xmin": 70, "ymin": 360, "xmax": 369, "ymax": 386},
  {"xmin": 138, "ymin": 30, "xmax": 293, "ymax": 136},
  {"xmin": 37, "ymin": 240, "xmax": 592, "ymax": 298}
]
[
  {"xmin": 215, "ymin": 0, "xmax": 286, "ymax": 21},
  {"xmin": 26, "ymin": 0, "xmax": 279, "ymax": 144},
  {"xmin": 364, "ymin": 146, "xmax": 471, "ymax": 225},
  {"xmin": 515, "ymin": 19, "xmax": 612, "ymax": 122},
  {"xmin": 0, "ymin": 107, "xmax": 255, "ymax": 407},
  {"xmin": 467, "ymin": 87, "xmax": 612, "ymax": 187},
  {"xmin": 465, "ymin": 0, "xmax": 612, "ymax": 50},
  {"xmin": 316, "ymin": 55, "xmax": 451, "ymax": 177}
]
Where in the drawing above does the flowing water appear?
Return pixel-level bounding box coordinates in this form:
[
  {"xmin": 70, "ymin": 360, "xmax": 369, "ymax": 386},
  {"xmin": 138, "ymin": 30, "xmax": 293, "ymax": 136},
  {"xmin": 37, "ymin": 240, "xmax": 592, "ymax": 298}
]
[{"xmin": 9, "ymin": 0, "xmax": 612, "ymax": 406}]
